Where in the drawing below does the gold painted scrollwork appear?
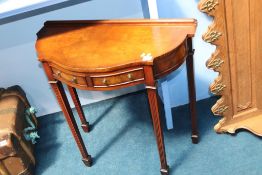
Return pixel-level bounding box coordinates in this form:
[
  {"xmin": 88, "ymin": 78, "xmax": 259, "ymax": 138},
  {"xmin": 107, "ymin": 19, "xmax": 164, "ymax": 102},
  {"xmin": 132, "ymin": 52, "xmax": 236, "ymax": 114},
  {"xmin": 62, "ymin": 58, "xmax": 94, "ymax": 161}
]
[
  {"xmin": 210, "ymin": 83, "xmax": 226, "ymax": 95},
  {"xmin": 200, "ymin": 0, "xmax": 219, "ymax": 12},
  {"xmin": 212, "ymin": 105, "xmax": 229, "ymax": 116},
  {"xmin": 203, "ymin": 31, "xmax": 222, "ymax": 43},
  {"xmin": 207, "ymin": 57, "xmax": 224, "ymax": 70},
  {"xmin": 199, "ymin": 0, "xmax": 233, "ymax": 134}
]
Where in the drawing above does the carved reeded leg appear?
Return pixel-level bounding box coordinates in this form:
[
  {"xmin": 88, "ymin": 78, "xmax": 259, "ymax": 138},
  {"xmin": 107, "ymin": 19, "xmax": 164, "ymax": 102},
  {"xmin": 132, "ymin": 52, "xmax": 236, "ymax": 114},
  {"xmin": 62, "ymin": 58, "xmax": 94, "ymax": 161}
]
[
  {"xmin": 68, "ymin": 86, "xmax": 90, "ymax": 133},
  {"xmin": 186, "ymin": 38, "xmax": 199, "ymax": 144},
  {"xmin": 144, "ymin": 66, "xmax": 169, "ymax": 175},
  {"xmin": 42, "ymin": 63, "xmax": 92, "ymax": 166}
]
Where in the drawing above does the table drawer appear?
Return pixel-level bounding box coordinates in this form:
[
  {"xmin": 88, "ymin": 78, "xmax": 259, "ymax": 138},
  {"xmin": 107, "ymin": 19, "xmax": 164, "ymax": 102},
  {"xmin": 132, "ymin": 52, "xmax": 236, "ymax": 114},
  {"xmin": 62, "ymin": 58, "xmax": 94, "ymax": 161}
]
[
  {"xmin": 91, "ymin": 68, "xmax": 145, "ymax": 87},
  {"xmin": 51, "ymin": 67, "xmax": 87, "ymax": 86}
]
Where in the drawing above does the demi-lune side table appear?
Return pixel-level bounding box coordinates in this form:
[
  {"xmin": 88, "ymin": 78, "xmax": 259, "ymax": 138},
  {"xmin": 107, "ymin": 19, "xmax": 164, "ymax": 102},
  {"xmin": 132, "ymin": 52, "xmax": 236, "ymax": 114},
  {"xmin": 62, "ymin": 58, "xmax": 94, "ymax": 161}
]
[{"xmin": 35, "ymin": 19, "xmax": 198, "ymax": 175}]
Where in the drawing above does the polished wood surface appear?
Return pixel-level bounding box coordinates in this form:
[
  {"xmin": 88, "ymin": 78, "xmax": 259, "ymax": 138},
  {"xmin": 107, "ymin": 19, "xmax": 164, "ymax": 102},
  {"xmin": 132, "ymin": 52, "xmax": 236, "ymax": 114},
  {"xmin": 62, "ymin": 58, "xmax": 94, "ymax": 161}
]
[
  {"xmin": 36, "ymin": 19, "xmax": 196, "ymax": 92},
  {"xmin": 199, "ymin": 0, "xmax": 262, "ymax": 136},
  {"xmin": 36, "ymin": 19, "xmax": 196, "ymax": 73},
  {"xmin": 36, "ymin": 19, "xmax": 198, "ymax": 175}
]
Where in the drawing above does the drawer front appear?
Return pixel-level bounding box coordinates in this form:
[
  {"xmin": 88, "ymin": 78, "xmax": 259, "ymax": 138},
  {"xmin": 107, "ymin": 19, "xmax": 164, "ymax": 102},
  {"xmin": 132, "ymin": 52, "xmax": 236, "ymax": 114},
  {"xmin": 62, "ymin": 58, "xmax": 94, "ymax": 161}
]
[
  {"xmin": 91, "ymin": 68, "xmax": 144, "ymax": 87},
  {"xmin": 51, "ymin": 67, "xmax": 87, "ymax": 87}
]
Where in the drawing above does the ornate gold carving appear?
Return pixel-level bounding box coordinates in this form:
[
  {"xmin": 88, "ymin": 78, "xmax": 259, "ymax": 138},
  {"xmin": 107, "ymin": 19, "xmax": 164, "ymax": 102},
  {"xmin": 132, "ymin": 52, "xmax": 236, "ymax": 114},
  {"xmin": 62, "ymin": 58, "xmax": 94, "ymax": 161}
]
[
  {"xmin": 210, "ymin": 83, "xmax": 226, "ymax": 95},
  {"xmin": 199, "ymin": 0, "xmax": 227, "ymax": 133},
  {"xmin": 214, "ymin": 118, "xmax": 226, "ymax": 132},
  {"xmin": 198, "ymin": 0, "xmax": 262, "ymax": 137},
  {"xmin": 203, "ymin": 31, "xmax": 222, "ymax": 43},
  {"xmin": 200, "ymin": 0, "xmax": 219, "ymax": 12},
  {"xmin": 237, "ymin": 102, "xmax": 252, "ymax": 110},
  {"xmin": 207, "ymin": 57, "xmax": 224, "ymax": 70},
  {"xmin": 213, "ymin": 105, "xmax": 229, "ymax": 115},
  {"xmin": 215, "ymin": 117, "xmax": 262, "ymax": 137}
]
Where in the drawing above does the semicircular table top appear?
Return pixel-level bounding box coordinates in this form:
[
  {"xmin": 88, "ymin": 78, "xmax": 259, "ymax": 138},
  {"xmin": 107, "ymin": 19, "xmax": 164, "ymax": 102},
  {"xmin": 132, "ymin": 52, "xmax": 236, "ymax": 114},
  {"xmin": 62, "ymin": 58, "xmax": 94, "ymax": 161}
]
[{"xmin": 36, "ymin": 19, "xmax": 197, "ymax": 73}]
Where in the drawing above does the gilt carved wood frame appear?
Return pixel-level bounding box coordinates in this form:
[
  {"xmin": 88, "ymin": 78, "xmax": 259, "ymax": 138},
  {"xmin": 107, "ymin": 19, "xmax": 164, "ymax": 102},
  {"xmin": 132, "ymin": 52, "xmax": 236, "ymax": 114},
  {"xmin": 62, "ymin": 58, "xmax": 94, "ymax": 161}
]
[{"xmin": 198, "ymin": 0, "xmax": 262, "ymax": 136}]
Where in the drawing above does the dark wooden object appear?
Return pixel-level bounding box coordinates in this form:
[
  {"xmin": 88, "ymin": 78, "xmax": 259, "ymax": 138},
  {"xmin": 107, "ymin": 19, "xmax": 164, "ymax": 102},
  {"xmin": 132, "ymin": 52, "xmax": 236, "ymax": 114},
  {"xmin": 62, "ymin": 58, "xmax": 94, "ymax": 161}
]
[
  {"xmin": 36, "ymin": 19, "xmax": 198, "ymax": 175},
  {"xmin": 0, "ymin": 86, "xmax": 37, "ymax": 175},
  {"xmin": 186, "ymin": 38, "xmax": 199, "ymax": 144}
]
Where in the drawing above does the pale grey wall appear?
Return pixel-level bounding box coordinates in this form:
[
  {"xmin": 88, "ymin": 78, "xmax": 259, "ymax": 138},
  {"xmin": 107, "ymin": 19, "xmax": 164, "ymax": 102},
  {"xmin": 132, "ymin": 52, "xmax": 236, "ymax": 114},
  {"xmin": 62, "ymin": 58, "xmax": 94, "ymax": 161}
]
[
  {"xmin": 156, "ymin": 0, "xmax": 217, "ymax": 107},
  {"xmin": 0, "ymin": 0, "xmax": 144, "ymax": 116},
  {"xmin": 0, "ymin": 0, "xmax": 216, "ymax": 117}
]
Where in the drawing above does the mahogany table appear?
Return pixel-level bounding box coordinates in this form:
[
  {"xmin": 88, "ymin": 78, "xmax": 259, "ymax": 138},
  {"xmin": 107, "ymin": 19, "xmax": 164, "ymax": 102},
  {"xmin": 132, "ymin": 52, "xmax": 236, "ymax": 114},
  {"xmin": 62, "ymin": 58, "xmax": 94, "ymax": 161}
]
[{"xmin": 36, "ymin": 19, "xmax": 198, "ymax": 175}]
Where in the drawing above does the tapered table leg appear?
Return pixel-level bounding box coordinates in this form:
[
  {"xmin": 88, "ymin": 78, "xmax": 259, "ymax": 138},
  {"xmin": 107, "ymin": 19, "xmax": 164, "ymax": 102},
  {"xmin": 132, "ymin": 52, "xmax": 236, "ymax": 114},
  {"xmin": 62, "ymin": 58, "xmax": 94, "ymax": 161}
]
[
  {"xmin": 43, "ymin": 63, "xmax": 92, "ymax": 166},
  {"xmin": 68, "ymin": 86, "xmax": 90, "ymax": 133},
  {"xmin": 186, "ymin": 38, "xmax": 199, "ymax": 144},
  {"xmin": 144, "ymin": 66, "xmax": 169, "ymax": 175}
]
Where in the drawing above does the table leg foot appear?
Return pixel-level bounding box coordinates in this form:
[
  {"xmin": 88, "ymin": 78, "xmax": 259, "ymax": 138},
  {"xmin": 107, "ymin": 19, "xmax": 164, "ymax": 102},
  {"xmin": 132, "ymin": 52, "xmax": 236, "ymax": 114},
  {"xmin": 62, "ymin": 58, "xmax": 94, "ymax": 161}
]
[
  {"xmin": 82, "ymin": 155, "xmax": 92, "ymax": 167},
  {"xmin": 186, "ymin": 38, "xmax": 199, "ymax": 145},
  {"xmin": 160, "ymin": 166, "xmax": 169, "ymax": 175},
  {"xmin": 191, "ymin": 135, "xmax": 199, "ymax": 144},
  {"xmin": 81, "ymin": 122, "xmax": 90, "ymax": 133},
  {"xmin": 145, "ymin": 66, "xmax": 169, "ymax": 175}
]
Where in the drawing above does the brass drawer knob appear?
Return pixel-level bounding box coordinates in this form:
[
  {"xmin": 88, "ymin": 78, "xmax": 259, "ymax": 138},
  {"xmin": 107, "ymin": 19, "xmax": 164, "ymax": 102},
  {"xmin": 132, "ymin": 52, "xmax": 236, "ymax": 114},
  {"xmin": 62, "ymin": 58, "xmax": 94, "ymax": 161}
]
[
  {"xmin": 103, "ymin": 78, "xmax": 108, "ymax": 85},
  {"xmin": 71, "ymin": 77, "xmax": 77, "ymax": 83},
  {"xmin": 127, "ymin": 73, "xmax": 133, "ymax": 80},
  {"xmin": 55, "ymin": 71, "xmax": 61, "ymax": 77}
]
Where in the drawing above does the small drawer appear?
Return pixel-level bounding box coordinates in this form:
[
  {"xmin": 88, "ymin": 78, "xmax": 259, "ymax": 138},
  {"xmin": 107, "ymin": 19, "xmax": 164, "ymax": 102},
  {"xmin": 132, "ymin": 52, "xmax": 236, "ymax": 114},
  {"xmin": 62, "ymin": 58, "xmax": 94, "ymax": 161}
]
[
  {"xmin": 91, "ymin": 68, "xmax": 145, "ymax": 87},
  {"xmin": 51, "ymin": 67, "xmax": 87, "ymax": 86}
]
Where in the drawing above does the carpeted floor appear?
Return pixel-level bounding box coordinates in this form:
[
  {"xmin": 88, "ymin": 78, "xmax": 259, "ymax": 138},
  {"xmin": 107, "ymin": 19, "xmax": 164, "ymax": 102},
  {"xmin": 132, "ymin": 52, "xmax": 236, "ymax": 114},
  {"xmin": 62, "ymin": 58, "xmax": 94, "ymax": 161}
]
[{"xmin": 35, "ymin": 90, "xmax": 262, "ymax": 175}]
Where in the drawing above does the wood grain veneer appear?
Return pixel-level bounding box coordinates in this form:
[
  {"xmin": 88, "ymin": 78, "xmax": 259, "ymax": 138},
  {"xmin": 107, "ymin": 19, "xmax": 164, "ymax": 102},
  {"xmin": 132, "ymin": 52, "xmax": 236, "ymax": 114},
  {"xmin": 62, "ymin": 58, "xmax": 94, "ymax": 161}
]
[{"xmin": 36, "ymin": 19, "xmax": 196, "ymax": 73}]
